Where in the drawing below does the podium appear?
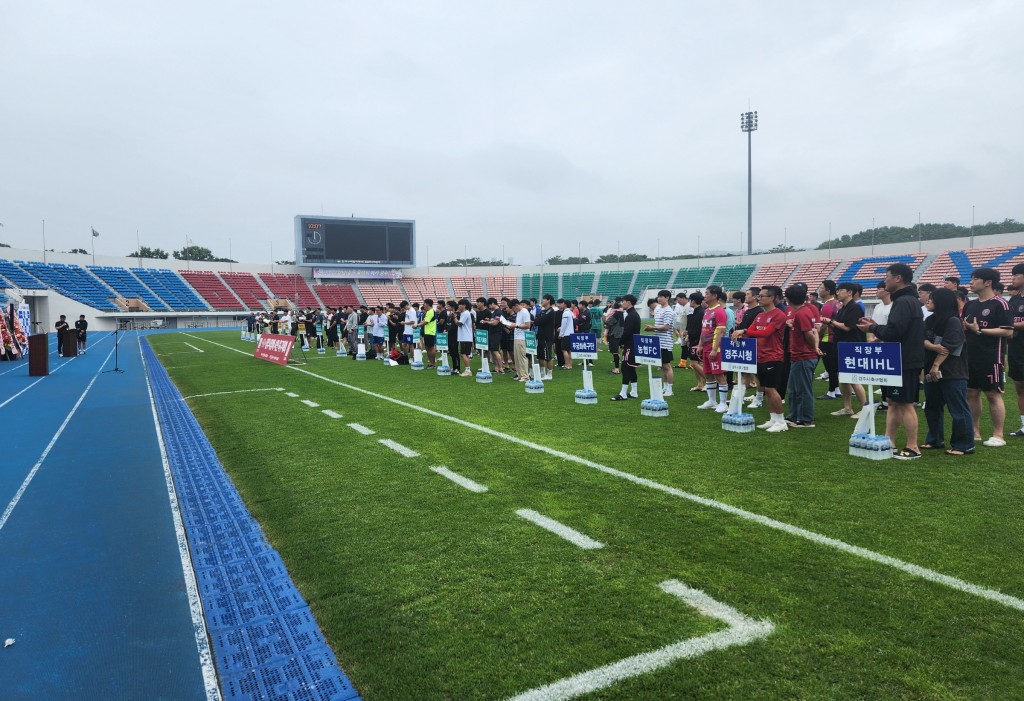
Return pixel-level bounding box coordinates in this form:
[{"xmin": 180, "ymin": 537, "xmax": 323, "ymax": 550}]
[
  {"xmin": 63, "ymin": 329, "xmax": 79, "ymax": 357},
  {"xmin": 29, "ymin": 333, "xmax": 49, "ymax": 376}
]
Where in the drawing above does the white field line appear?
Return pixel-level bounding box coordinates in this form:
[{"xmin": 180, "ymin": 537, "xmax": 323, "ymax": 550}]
[
  {"xmin": 322, "ymin": 409, "xmax": 342, "ymax": 419},
  {"xmin": 515, "ymin": 509, "xmax": 604, "ymax": 550},
  {"xmin": 183, "ymin": 342, "xmax": 204, "ymax": 353},
  {"xmin": 300, "ymin": 399, "xmax": 320, "ymax": 408},
  {"xmin": 506, "ymin": 580, "xmax": 774, "ymax": 701},
  {"xmin": 348, "ymin": 423, "xmax": 375, "ymax": 435},
  {"xmin": 139, "ymin": 337, "xmax": 221, "ymax": 701},
  {"xmin": 0, "ymin": 343, "xmax": 116, "ymax": 532},
  {"xmin": 379, "ymin": 439, "xmax": 420, "ymax": 458},
  {"xmin": 183, "ymin": 333, "xmax": 1024, "ymax": 613},
  {"xmin": 183, "ymin": 387, "xmax": 285, "ymax": 400},
  {"xmin": 285, "ymin": 392, "xmax": 300, "ymax": 398},
  {"xmin": 430, "ymin": 466, "xmax": 489, "ymax": 493}
]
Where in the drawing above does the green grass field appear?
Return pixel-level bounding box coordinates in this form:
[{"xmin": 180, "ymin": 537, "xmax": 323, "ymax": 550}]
[{"xmin": 152, "ymin": 331, "xmax": 1024, "ymax": 700}]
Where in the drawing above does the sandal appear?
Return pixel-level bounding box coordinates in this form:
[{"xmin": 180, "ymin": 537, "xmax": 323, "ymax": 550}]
[
  {"xmin": 945, "ymin": 448, "xmax": 974, "ymax": 456},
  {"xmin": 893, "ymin": 448, "xmax": 922, "ymax": 460},
  {"xmin": 920, "ymin": 443, "xmax": 945, "ymax": 450}
]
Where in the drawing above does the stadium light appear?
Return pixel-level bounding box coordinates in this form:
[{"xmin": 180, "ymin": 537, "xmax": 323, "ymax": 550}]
[{"xmin": 740, "ymin": 110, "xmax": 758, "ymax": 256}]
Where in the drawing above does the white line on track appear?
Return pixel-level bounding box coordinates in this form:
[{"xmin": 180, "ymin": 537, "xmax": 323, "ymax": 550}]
[
  {"xmin": 322, "ymin": 409, "xmax": 342, "ymax": 419},
  {"xmin": 183, "ymin": 342, "xmax": 204, "ymax": 353},
  {"xmin": 506, "ymin": 580, "xmax": 774, "ymax": 701},
  {"xmin": 183, "ymin": 387, "xmax": 285, "ymax": 400},
  {"xmin": 182, "ymin": 332, "xmax": 1024, "ymax": 613},
  {"xmin": 430, "ymin": 466, "xmax": 489, "ymax": 493},
  {"xmin": 0, "ymin": 353, "xmax": 77, "ymax": 409},
  {"xmin": 515, "ymin": 509, "xmax": 604, "ymax": 550},
  {"xmin": 378, "ymin": 439, "xmax": 420, "ymax": 458},
  {"xmin": 139, "ymin": 337, "xmax": 221, "ymax": 701},
  {"xmin": 300, "ymin": 399, "xmax": 320, "ymax": 408},
  {"xmin": 347, "ymin": 423, "xmax": 375, "ymax": 435}
]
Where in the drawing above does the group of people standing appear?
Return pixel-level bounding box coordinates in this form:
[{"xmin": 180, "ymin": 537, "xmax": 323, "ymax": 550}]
[{"xmin": 54, "ymin": 314, "xmax": 89, "ymax": 355}]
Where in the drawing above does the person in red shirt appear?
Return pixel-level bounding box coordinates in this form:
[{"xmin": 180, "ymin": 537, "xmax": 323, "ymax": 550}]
[
  {"xmin": 733, "ymin": 286, "xmax": 788, "ymax": 432},
  {"xmin": 784, "ymin": 285, "xmax": 823, "ymax": 427},
  {"xmin": 696, "ymin": 285, "xmax": 730, "ymax": 411}
]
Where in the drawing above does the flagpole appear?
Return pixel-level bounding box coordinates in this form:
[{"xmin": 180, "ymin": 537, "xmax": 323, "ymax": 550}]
[
  {"xmin": 91, "ymin": 227, "xmax": 96, "ymax": 265},
  {"xmin": 136, "ymin": 230, "xmax": 142, "ymax": 268}
]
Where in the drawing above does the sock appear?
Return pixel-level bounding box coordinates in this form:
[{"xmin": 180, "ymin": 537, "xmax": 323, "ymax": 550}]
[
  {"xmin": 771, "ymin": 412, "xmax": 784, "ymax": 424},
  {"xmin": 756, "ymin": 391, "xmax": 764, "ymax": 400},
  {"xmin": 718, "ymin": 387, "xmax": 728, "ymax": 404},
  {"xmin": 619, "ymin": 386, "xmax": 628, "ymax": 398},
  {"xmin": 1020, "ymin": 415, "xmax": 1024, "ymax": 429},
  {"xmin": 706, "ymin": 383, "xmax": 717, "ymax": 403},
  {"xmin": 630, "ymin": 382, "xmax": 638, "ymax": 395}
]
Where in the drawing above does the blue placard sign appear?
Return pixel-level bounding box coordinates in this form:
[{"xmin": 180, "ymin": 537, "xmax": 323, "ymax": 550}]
[
  {"xmin": 570, "ymin": 333, "xmax": 598, "ymax": 360},
  {"xmin": 837, "ymin": 342, "xmax": 902, "ymax": 386},
  {"xmin": 633, "ymin": 334, "xmax": 662, "ymax": 366},
  {"xmin": 720, "ymin": 337, "xmax": 757, "ymax": 374}
]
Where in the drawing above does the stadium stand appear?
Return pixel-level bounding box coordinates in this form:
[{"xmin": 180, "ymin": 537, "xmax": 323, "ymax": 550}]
[
  {"xmin": 0, "ymin": 259, "xmax": 48, "ymax": 290},
  {"xmin": 748, "ymin": 262, "xmax": 798, "ymax": 288},
  {"xmin": 402, "ymin": 276, "xmax": 452, "ymax": 301},
  {"xmin": 19, "ymin": 261, "xmax": 121, "ymax": 311},
  {"xmin": 220, "ymin": 272, "xmax": 272, "ymax": 310},
  {"xmin": 788, "ymin": 259, "xmax": 843, "ymax": 288},
  {"xmin": 312, "ymin": 284, "xmax": 360, "ymax": 308},
  {"xmin": 594, "ymin": 270, "xmax": 634, "ymax": 298},
  {"xmin": 520, "ymin": 273, "xmax": 560, "ymax": 299},
  {"xmin": 561, "ymin": 272, "xmax": 595, "ymax": 298},
  {"xmin": 179, "ymin": 270, "xmax": 245, "ymax": 311},
  {"xmin": 258, "ymin": 273, "xmax": 320, "ymax": 308},
  {"xmin": 132, "ymin": 268, "xmax": 208, "ymax": 311},
  {"xmin": 88, "ymin": 266, "xmax": 171, "ymax": 311},
  {"xmin": 449, "ymin": 276, "xmax": 484, "ymax": 299},
  {"xmin": 485, "ymin": 275, "xmax": 517, "ymax": 299},
  {"xmin": 358, "ymin": 283, "xmax": 404, "ymax": 307},
  {"xmin": 672, "ymin": 266, "xmax": 715, "ymax": 290},
  {"xmin": 833, "ymin": 253, "xmax": 927, "ymax": 298},
  {"xmin": 916, "ymin": 244, "xmax": 1024, "ymax": 287},
  {"xmin": 710, "ymin": 264, "xmax": 757, "ymax": 292},
  {"xmin": 632, "ymin": 269, "xmax": 674, "ymax": 294}
]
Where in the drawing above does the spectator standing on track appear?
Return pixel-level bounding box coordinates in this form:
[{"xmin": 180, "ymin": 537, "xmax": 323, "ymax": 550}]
[
  {"xmin": 921, "ymin": 288, "xmax": 973, "ymax": 455},
  {"xmin": 696, "ymin": 286, "xmax": 729, "ymax": 412},
  {"xmin": 1008, "ymin": 264, "xmax": 1024, "ymax": 437},
  {"xmin": 534, "ymin": 294, "xmax": 557, "ymax": 380},
  {"xmin": 645, "ymin": 290, "xmax": 676, "ymax": 396},
  {"xmin": 858, "ymin": 262, "xmax": 925, "ymax": 459},
  {"xmin": 734, "ymin": 286, "xmax": 788, "ymax": 432},
  {"xmin": 75, "ymin": 314, "xmax": 88, "ymax": 354},
  {"xmin": 611, "ymin": 295, "xmax": 641, "ymax": 401},
  {"xmin": 783, "ymin": 285, "xmax": 822, "ymax": 428},
  {"xmin": 55, "ymin": 314, "xmax": 69, "ymax": 355},
  {"xmin": 961, "ymin": 267, "xmax": 1014, "ymax": 447}
]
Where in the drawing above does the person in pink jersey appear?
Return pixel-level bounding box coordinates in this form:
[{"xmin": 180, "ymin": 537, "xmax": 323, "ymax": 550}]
[{"xmin": 696, "ymin": 285, "xmax": 730, "ymax": 412}]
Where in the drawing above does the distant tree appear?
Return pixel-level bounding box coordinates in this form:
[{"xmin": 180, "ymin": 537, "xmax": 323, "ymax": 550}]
[
  {"xmin": 595, "ymin": 253, "xmax": 651, "ymax": 263},
  {"xmin": 0, "ymin": 242, "xmax": 10, "ymax": 248},
  {"xmin": 768, "ymin": 244, "xmax": 801, "ymax": 253},
  {"xmin": 173, "ymin": 245, "xmax": 216, "ymax": 261},
  {"xmin": 69, "ymin": 248, "xmax": 89, "ymax": 254},
  {"xmin": 128, "ymin": 246, "xmax": 169, "ymax": 259},
  {"xmin": 815, "ymin": 218, "xmax": 1022, "ymax": 250},
  {"xmin": 545, "ymin": 255, "xmax": 591, "ymax": 265},
  {"xmin": 436, "ymin": 257, "xmax": 504, "ymax": 267}
]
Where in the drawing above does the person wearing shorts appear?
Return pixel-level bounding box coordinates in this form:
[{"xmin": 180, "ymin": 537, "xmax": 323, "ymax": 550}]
[
  {"xmin": 696, "ymin": 286, "xmax": 728, "ymax": 411},
  {"xmin": 734, "ymin": 286, "xmax": 788, "ymax": 432},
  {"xmin": 1008, "ymin": 264, "xmax": 1024, "ymax": 437},
  {"xmin": 645, "ymin": 290, "xmax": 676, "ymax": 396},
  {"xmin": 75, "ymin": 315, "xmax": 88, "ymax": 354},
  {"xmin": 535, "ymin": 295, "xmax": 556, "ymax": 380},
  {"xmin": 962, "ymin": 267, "xmax": 1014, "ymax": 446}
]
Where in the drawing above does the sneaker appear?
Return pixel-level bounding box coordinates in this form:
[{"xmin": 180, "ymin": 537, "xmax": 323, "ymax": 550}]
[
  {"xmin": 743, "ymin": 395, "xmax": 756, "ymax": 403},
  {"xmin": 610, "ymin": 394, "xmax": 631, "ymax": 401},
  {"xmin": 766, "ymin": 422, "xmax": 789, "ymax": 433},
  {"xmin": 1010, "ymin": 428, "xmax": 1024, "ymax": 437},
  {"xmin": 983, "ymin": 437, "xmax": 1007, "ymax": 447},
  {"xmin": 748, "ymin": 400, "xmax": 763, "ymax": 409},
  {"xmin": 850, "ymin": 410, "xmax": 863, "ymax": 419},
  {"xmin": 817, "ymin": 393, "xmax": 837, "ymax": 400},
  {"xmin": 791, "ymin": 420, "xmax": 815, "ymax": 428},
  {"xmin": 757, "ymin": 419, "xmax": 776, "ymax": 430},
  {"xmin": 714, "ymin": 402, "xmax": 729, "ymax": 413},
  {"xmin": 460, "ymin": 370, "xmax": 472, "ymax": 377},
  {"xmin": 817, "ymin": 372, "xmax": 829, "ymax": 380},
  {"xmin": 877, "ymin": 403, "xmax": 888, "ymax": 412},
  {"xmin": 830, "ymin": 408, "xmax": 854, "ymax": 417},
  {"xmin": 697, "ymin": 400, "xmax": 717, "ymax": 409},
  {"xmin": 663, "ymin": 389, "xmax": 674, "ymax": 397}
]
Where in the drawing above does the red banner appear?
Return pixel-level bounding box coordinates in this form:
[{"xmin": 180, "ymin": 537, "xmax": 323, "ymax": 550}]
[{"xmin": 254, "ymin": 334, "xmax": 295, "ymax": 366}]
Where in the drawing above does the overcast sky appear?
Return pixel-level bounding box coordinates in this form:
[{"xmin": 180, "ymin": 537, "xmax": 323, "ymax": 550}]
[{"xmin": 2, "ymin": 1, "xmax": 1022, "ymax": 266}]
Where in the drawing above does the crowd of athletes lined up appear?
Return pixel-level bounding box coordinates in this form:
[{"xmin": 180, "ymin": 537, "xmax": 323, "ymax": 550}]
[{"xmin": 245, "ymin": 262, "xmax": 1024, "ymax": 461}]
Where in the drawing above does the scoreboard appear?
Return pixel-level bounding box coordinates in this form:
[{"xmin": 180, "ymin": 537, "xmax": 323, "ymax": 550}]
[{"xmin": 294, "ymin": 215, "xmax": 415, "ymax": 268}]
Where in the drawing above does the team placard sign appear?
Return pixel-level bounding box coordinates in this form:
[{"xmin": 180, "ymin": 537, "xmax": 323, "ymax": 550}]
[
  {"xmin": 436, "ymin": 332, "xmax": 449, "ymax": 351},
  {"xmin": 719, "ymin": 337, "xmax": 757, "ymax": 374},
  {"xmin": 524, "ymin": 330, "xmax": 537, "ymax": 355},
  {"xmin": 254, "ymin": 334, "xmax": 295, "ymax": 366},
  {"xmin": 633, "ymin": 335, "xmax": 661, "ymax": 366},
  {"xmin": 838, "ymin": 342, "xmax": 902, "ymax": 386},
  {"xmin": 475, "ymin": 329, "xmax": 489, "ymax": 351},
  {"xmin": 569, "ymin": 333, "xmax": 598, "ymax": 360}
]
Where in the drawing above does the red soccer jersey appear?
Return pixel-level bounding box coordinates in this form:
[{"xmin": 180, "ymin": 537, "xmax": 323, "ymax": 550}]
[
  {"xmin": 700, "ymin": 305, "xmax": 727, "ymax": 347},
  {"xmin": 745, "ymin": 307, "xmax": 787, "ymax": 362},
  {"xmin": 788, "ymin": 304, "xmax": 821, "ymax": 360}
]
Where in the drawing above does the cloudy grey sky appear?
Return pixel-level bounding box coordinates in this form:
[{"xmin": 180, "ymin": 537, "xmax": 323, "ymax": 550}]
[{"xmin": 2, "ymin": 1, "xmax": 1022, "ymax": 265}]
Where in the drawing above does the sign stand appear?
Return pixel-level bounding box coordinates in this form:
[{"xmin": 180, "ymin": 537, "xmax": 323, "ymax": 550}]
[
  {"xmin": 849, "ymin": 383, "xmax": 891, "ymax": 459},
  {"xmin": 570, "ymin": 333, "xmax": 598, "ymax": 404},
  {"xmin": 722, "ymin": 371, "xmax": 755, "ymax": 432},
  {"xmin": 356, "ymin": 342, "xmax": 366, "ymax": 360},
  {"xmin": 436, "ymin": 334, "xmax": 451, "ymax": 376},
  {"xmin": 575, "ymin": 359, "xmax": 597, "ymax": 404},
  {"xmin": 475, "ymin": 328, "xmax": 492, "ymax": 382},
  {"xmin": 410, "ymin": 348, "xmax": 424, "ymax": 370},
  {"xmin": 640, "ymin": 365, "xmax": 669, "ymax": 417},
  {"xmin": 524, "ymin": 331, "xmax": 543, "ymax": 393},
  {"xmin": 719, "ymin": 338, "xmax": 756, "ymax": 433},
  {"xmin": 839, "ymin": 341, "xmax": 898, "ymax": 460}
]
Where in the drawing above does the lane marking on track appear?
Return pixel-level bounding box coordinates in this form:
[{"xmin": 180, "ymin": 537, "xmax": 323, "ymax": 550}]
[
  {"xmin": 430, "ymin": 466, "xmax": 488, "ymax": 493},
  {"xmin": 515, "ymin": 509, "xmax": 604, "ymax": 550},
  {"xmin": 506, "ymin": 580, "xmax": 774, "ymax": 701},
  {"xmin": 379, "ymin": 439, "xmax": 420, "ymax": 458},
  {"xmin": 183, "ymin": 387, "xmax": 285, "ymax": 400},
  {"xmin": 0, "ymin": 352, "xmax": 78, "ymax": 409},
  {"xmin": 322, "ymin": 409, "xmax": 342, "ymax": 419},
  {"xmin": 139, "ymin": 337, "xmax": 221, "ymax": 701},
  {"xmin": 347, "ymin": 423, "xmax": 375, "ymax": 435},
  {"xmin": 181, "ymin": 333, "xmax": 1024, "ymax": 613},
  {"xmin": 300, "ymin": 399, "xmax": 320, "ymax": 408}
]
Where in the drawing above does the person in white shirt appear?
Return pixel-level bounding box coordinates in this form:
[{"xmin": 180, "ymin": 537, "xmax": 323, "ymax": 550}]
[
  {"xmin": 557, "ymin": 298, "xmax": 575, "ymax": 369},
  {"xmin": 510, "ymin": 299, "xmax": 533, "ymax": 380},
  {"xmin": 645, "ymin": 290, "xmax": 676, "ymax": 395},
  {"xmin": 456, "ymin": 299, "xmax": 474, "ymax": 376},
  {"xmin": 401, "ymin": 301, "xmax": 418, "ymax": 355},
  {"xmin": 870, "ymin": 281, "xmax": 894, "ymax": 409}
]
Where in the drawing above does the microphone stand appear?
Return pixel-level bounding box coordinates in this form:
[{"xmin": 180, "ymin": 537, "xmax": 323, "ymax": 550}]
[{"xmin": 105, "ymin": 326, "xmax": 125, "ymax": 374}]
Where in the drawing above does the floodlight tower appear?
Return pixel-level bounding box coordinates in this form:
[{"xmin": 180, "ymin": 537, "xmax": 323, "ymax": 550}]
[{"xmin": 740, "ymin": 110, "xmax": 758, "ymax": 255}]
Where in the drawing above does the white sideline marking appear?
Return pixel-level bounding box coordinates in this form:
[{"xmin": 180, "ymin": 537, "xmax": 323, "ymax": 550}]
[
  {"xmin": 506, "ymin": 580, "xmax": 774, "ymax": 701},
  {"xmin": 516, "ymin": 509, "xmax": 604, "ymax": 550},
  {"xmin": 300, "ymin": 399, "xmax": 320, "ymax": 408},
  {"xmin": 139, "ymin": 337, "xmax": 221, "ymax": 701},
  {"xmin": 379, "ymin": 439, "xmax": 420, "ymax": 458},
  {"xmin": 182, "ymin": 333, "xmax": 1024, "ymax": 612},
  {"xmin": 348, "ymin": 423, "xmax": 375, "ymax": 435},
  {"xmin": 322, "ymin": 409, "xmax": 342, "ymax": 419},
  {"xmin": 183, "ymin": 387, "xmax": 284, "ymax": 400},
  {"xmin": 285, "ymin": 392, "xmax": 300, "ymax": 397},
  {"xmin": 183, "ymin": 342, "xmax": 204, "ymax": 353},
  {"xmin": 430, "ymin": 466, "xmax": 489, "ymax": 493}
]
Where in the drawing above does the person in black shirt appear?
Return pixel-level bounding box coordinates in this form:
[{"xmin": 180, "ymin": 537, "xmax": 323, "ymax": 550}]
[
  {"xmin": 825, "ymin": 282, "xmax": 867, "ymax": 416},
  {"xmin": 962, "ymin": 267, "xmax": 1014, "ymax": 446},
  {"xmin": 55, "ymin": 314, "xmax": 69, "ymax": 355},
  {"xmin": 75, "ymin": 315, "xmax": 88, "ymax": 354},
  {"xmin": 922, "ymin": 288, "xmax": 973, "ymax": 455},
  {"xmin": 1008, "ymin": 265, "xmax": 1024, "ymax": 437},
  {"xmin": 534, "ymin": 294, "xmax": 557, "ymax": 380},
  {"xmin": 611, "ymin": 295, "xmax": 641, "ymax": 401},
  {"xmin": 685, "ymin": 292, "xmax": 706, "ymax": 392}
]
